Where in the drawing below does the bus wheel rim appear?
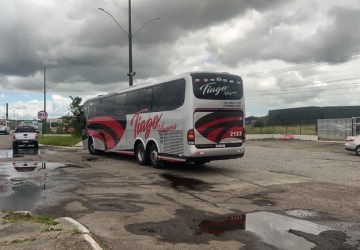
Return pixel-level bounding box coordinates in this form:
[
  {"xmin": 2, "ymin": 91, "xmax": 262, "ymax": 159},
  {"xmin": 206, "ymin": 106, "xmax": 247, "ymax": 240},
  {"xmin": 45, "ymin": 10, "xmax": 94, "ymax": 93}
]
[{"xmin": 137, "ymin": 147, "xmax": 144, "ymax": 161}]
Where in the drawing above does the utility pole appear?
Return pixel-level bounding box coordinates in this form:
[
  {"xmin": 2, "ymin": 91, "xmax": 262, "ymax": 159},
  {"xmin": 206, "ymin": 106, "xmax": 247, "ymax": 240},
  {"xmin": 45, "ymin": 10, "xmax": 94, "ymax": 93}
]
[
  {"xmin": 5, "ymin": 103, "xmax": 8, "ymax": 120},
  {"xmin": 128, "ymin": 0, "xmax": 133, "ymax": 86},
  {"xmin": 43, "ymin": 67, "xmax": 46, "ymax": 136}
]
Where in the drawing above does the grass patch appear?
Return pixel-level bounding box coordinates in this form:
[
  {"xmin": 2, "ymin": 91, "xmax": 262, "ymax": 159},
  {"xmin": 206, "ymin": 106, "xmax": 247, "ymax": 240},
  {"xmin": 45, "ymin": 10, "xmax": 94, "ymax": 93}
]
[
  {"xmin": 11, "ymin": 237, "xmax": 37, "ymax": 244},
  {"xmin": 72, "ymin": 228, "xmax": 84, "ymax": 235},
  {"xmin": 4, "ymin": 212, "xmax": 59, "ymax": 227},
  {"xmin": 39, "ymin": 135, "xmax": 81, "ymax": 147}
]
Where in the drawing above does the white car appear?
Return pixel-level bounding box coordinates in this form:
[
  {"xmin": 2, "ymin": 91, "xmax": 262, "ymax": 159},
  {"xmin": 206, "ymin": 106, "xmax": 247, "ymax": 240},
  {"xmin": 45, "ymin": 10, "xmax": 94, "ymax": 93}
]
[{"xmin": 345, "ymin": 135, "xmax": 360, "ymax": 156}]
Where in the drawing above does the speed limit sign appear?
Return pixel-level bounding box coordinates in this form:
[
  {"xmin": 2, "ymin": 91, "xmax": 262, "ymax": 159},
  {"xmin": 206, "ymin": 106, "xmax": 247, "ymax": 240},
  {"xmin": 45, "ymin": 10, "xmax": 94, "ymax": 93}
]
[{"xmin": 38, "ymin": 110, "xmax": 48, "ymax": 120}]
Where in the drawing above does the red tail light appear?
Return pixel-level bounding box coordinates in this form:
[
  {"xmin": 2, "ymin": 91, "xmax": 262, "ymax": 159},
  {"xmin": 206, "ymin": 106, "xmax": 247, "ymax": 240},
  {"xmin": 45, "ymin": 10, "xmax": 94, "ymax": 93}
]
[
  {"xmin": 187, "ymin": 129, "xmax": 195, "ymax": 144},
  {"xmin": 12, "ymin": 134, "xmax": 16, "ymax": 140},
  {"xmin": 346, "ymin": 137, "xmax": 354, "ymax": 142}
]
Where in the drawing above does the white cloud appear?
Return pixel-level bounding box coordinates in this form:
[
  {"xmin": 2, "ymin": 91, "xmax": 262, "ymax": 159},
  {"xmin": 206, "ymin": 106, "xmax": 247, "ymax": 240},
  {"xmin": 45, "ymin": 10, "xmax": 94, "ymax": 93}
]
[{"xmin": 0, "ymin": 0, "xmax": 359, "ymax": 118}]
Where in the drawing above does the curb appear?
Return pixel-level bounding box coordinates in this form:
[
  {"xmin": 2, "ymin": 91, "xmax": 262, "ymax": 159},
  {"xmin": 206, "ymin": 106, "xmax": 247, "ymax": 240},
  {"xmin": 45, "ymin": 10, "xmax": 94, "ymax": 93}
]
[{"xmin": 61, "ymin": 217, "xmax": 103, "ymax": 250}]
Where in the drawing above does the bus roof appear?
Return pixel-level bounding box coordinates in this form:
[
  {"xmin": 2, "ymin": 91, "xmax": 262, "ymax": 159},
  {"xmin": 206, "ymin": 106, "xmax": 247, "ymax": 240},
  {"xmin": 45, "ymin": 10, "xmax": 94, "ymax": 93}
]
[{"xmin": 84, "ymin": 71, "xmax": 241, "ymax": 103}]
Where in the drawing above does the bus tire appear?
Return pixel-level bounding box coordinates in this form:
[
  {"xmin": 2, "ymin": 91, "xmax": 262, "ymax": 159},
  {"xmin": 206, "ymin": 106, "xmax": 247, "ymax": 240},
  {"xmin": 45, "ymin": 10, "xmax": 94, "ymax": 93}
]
[
  {"xmin": 194, "ymin": 161, "xmax": 207, "ymax": 166},
  {"xmin": 135, "ymin": 143, "xmax": 149, "ymax": 165},
  {"xmin": 149, "ymin": 144, "xmax": 162, "ymax": 169},
  {"xmin": 88, "ymin": 138, "xmax": 102, "ymax": 155}
]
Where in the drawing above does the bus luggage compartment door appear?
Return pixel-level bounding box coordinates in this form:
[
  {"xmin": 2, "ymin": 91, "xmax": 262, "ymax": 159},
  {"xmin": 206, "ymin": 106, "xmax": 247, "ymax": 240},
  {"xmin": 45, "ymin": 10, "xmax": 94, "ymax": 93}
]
[{"xmin": 194, "ymin": 110, "xmax": 244, "ymax": 147}]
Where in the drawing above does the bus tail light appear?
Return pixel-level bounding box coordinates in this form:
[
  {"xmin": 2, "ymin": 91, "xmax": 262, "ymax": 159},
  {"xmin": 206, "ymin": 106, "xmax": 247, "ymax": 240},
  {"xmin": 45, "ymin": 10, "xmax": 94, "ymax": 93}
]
[
  {"xmin": 12, "ymin": 133, "xmax": 16, "ymax": 140},
  {"xmin": 187, "ymin": 129, "xmax": 195, "ymax": 145}
]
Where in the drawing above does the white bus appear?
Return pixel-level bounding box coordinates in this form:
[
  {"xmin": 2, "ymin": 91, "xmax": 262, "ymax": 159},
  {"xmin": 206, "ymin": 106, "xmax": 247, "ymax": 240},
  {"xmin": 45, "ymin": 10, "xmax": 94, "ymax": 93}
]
[{"xmin": 80, "ymin": 72, "xmax": 245, "ymax": 168}]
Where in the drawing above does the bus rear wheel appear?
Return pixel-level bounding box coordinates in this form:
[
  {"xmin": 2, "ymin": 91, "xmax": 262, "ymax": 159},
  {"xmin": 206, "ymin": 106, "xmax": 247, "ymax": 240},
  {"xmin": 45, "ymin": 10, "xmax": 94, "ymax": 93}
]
[
  {"xmin": 135, "ymin": 143, "xmax": 149, "ymax": 165},
  {"xmin": 194, "ymin": 161, "xmax": 208, "ymax": 166},
  {"xmin": 88, "ymin": 138, "xmax": 103, "ymax": 155},
  {"xmin": 149, "ymin": 144, "xmax": 162, "ymax": 169}
]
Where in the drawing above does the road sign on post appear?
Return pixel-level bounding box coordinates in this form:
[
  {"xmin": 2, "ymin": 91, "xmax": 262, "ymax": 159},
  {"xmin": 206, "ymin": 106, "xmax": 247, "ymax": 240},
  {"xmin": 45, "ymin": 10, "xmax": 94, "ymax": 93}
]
[{"xmin": 38, "ymin": 110, "xmax": 48, "ymax": 120}]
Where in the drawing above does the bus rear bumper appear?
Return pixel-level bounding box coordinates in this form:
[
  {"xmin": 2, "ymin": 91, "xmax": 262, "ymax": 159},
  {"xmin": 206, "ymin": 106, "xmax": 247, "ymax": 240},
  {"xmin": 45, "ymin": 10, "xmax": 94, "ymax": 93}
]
[
  {"xmin": 186, "ymin": 153, "xmax": 245, "ymax": 162},
  {"xmin": 188, "ymin": 144, "xmax": 245, "ymax": 158},
  {"xmin": 158, "ymin": 145, "xmax": 245, "ymax": 164}
]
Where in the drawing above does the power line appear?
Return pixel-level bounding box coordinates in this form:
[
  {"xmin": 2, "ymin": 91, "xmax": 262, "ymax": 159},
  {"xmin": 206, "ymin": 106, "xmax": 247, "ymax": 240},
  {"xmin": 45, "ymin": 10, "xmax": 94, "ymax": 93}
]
[{"xmin": 243, "ymin": 53, "xmax": 360, "ymax": 78}]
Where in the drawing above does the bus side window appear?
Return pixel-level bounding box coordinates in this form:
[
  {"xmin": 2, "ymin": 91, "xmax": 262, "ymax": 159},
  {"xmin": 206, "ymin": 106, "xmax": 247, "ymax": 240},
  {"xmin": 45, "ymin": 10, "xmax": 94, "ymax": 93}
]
[
  {"xmin": 152, "ymin": 79, "xmax": 185, "ymax": 112},
  {"xmin": 104, "ymin": 96, "xmax": 116, "ymax": 116},
  {"xmin": 115, "ymin": 93, "xmax": 127, "ymax": 115},
  {"xmin": 88, "ymin": 101, "xmax": 96, "ymax": 118},
  {"xmin": 126, "ymin": 88, "xmax": 152, "ymax": 114}
]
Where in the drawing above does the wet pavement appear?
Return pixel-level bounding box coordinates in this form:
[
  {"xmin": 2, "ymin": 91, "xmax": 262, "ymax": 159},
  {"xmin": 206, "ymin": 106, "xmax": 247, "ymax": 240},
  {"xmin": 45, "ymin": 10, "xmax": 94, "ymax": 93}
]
[
  {"xmin": 126, "ymin": 172, "xmax": 360, "ymax": 249},
  {"xmin": 126, "ymin": 206, "xmax": 360, "ymax": 249}
]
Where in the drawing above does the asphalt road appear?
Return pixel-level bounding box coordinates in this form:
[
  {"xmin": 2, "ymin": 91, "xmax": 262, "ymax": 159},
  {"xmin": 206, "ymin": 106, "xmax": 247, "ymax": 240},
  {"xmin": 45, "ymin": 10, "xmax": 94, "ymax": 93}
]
[{"xmin": 0, "ymin": 134, "xmax": 359, "ymax": 249}]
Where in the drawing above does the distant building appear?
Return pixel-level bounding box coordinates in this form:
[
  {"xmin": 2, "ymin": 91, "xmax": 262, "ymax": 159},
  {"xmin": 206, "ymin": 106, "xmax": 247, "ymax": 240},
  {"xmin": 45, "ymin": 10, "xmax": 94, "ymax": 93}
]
[
  {"xmin": 268, "ymin": 106, "xmax": 360, "ymax": 125},
  {"xmin": 47, "ymin": 118, "xmax": 60, "ymax": 132}
]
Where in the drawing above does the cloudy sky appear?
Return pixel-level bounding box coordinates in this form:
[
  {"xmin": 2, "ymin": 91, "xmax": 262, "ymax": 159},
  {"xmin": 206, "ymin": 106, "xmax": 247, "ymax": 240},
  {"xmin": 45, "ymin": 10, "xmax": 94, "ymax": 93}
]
[{"xmin": 1, "ymin": 0, "xmax": 360, "ymax": 120}]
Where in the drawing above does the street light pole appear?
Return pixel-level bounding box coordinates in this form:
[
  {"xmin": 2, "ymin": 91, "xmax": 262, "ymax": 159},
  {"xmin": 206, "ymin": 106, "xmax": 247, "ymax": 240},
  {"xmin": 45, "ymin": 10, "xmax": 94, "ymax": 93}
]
[
  {"xmin": 98, "ymin": 3, "xmax": 159, "ymax": 87},
  {"xmin": 128, "ymin": 0, "xmax": 133, "ymax": 86}
]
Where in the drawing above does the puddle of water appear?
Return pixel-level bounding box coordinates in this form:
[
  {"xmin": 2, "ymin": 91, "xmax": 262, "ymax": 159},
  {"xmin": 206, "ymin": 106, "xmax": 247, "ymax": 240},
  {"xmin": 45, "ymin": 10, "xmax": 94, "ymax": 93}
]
[
  {"xmin": 0, "ymin": 162, "xmax": 82, "ymax": 211},
  {"xmin": 0, "ymin": 150, "xmax": 14, "ymax": 159},
  {"xmin": 0, "ymin": 183, "xmax": 42, "ymax": 211},
  {"xmin": 0, "ymin": 149, "xmax": 56, "ymax": 159},
  {"xmin": 197, "ymin": 211, "xmax": 360, "ymax": 249},
  {"xmin": 198, "ymin": 214, "xmax": 246, "ymax": 236}
]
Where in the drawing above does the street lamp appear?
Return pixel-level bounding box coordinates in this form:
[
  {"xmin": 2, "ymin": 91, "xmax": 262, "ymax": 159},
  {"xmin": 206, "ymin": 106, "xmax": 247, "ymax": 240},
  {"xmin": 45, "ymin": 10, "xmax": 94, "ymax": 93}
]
[{"xmin": 99, "ymin": 2, "xmax": 159, "ymax": 86}]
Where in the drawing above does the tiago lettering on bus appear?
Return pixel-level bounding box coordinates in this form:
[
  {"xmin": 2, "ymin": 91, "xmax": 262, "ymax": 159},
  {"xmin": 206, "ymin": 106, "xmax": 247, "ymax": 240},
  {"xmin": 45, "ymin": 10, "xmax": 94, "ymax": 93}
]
[
  {"xmin": 199, "ymin": 82, "xmax": 229, "ymax": 96},
  {"xmin": 131, "ymin": 109, "xmax": 178, "ymax": 138},
  {"xmin": 131, "ymin": 109, "xmax": 162, "ymax": 138}
]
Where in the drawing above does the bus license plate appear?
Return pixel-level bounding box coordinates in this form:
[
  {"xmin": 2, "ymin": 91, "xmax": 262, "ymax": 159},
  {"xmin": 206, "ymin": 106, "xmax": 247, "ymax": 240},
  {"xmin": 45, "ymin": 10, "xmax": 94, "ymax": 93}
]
[{"xmin": 215, "ymin": 144, "xmax": 225, "ymax": 148}]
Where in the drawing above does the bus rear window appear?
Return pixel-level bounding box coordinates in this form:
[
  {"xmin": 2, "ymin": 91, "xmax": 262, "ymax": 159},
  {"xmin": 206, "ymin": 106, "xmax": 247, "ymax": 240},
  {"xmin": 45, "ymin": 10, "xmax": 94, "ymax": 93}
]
[{"xmin": 192, "ymin": 73, "xmax": 243, "ymax": 100}]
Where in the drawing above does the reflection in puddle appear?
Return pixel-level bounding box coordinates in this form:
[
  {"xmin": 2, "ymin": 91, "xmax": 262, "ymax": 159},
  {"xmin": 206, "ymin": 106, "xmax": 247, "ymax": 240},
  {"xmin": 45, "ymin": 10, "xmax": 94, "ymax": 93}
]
[
  {"xmin": 197, "ymin": 212, "xmax": 360, "ymax": 249},
  {"xmin": 12, "ymin": 148, "xmax": 38, "ymax": 157},
  {"xmin": 198, "ymin": 215, "xmax": 246, "ymax": 236},
  {"xmin": 0, "ymin": 162, "xmax": 82, "ymax": 211}
]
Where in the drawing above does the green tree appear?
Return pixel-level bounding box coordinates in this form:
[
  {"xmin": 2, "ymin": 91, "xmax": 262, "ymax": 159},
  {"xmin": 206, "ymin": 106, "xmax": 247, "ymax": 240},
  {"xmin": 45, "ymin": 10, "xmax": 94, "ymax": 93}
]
[
  {"xmin": 253, "ymin": 119, "xmax": 265, "ymax": 128},
  {"xmin": 68, "ymin": 96, "xmax": 83, "ymax": 136},
  {"xmin": 69, "ymin": 96, "xmax": 83, "ymax": 116}
]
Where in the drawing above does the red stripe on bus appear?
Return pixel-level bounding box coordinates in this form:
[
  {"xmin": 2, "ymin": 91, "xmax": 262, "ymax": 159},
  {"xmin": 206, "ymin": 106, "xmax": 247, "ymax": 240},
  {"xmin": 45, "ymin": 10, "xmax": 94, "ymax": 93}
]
[{"xmin": 196, "ymin": 116, "xmax": 240, "ymax": 131}]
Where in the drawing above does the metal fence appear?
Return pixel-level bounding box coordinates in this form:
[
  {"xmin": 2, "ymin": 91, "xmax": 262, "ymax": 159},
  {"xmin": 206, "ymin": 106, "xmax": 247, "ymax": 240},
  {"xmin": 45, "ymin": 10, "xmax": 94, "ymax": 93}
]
[
  {"xmin": 317, "ymin": 118, "xmax": 353, "ymax": 141},
  {"xmin": 354, "ymin": 117, "xmax": 360, "ymax": 136}
]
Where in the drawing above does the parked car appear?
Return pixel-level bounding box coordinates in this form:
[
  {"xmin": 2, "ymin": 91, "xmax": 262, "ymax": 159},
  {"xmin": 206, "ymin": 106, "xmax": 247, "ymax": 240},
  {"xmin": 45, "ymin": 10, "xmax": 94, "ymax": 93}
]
[
  {"xmin": 0, "ymin": 120, "xmax": 10, "ymax": 134},
  {"xmin": 345, "ymin": 135, "xmax": 360, "ymax": 156},
  {"xmin": 12, "ymin": 126, "xmax": 39, "ymax": 149}
]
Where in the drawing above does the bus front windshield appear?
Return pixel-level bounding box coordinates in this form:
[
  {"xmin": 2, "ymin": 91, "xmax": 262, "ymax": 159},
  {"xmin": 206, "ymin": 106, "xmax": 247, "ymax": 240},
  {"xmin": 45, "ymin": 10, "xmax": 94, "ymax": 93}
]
[{"xmin": 192, "ymin": 73, "xmax": 243, "ymax": 100}]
